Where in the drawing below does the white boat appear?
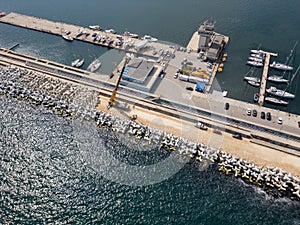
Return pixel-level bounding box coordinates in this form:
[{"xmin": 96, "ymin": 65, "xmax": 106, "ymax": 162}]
[
  {"xmin": 250, "ymin": 49, "xmax": 260, "ymax": 54},
  {"xmin": 123, "ymin": 31, "xmax": 139, "ymax": 38},
  {"xmin": 89, "ymin": 25, "xmax": 101, "ymax": 30},
  {"xmin": 270, "ymin": 61, "xmax": 293, "ymax": 71},
  {"xmin": 266, "ymin": 86, "xmax": 295, "ymax": 99},
  {"xmin": 71, "ymin": 59, "xmax": 80, "ymax": 67},
  {"xmin": 267, "ymin": 75, "xmax": 289, "ymax": 83},
  {"xmin": 248, "ymin": 57, "xmax": 263, "ymax": 62},
  {"xmin": 247, "ymin": 61, "xmax": 263, "ymax": 67},
  {"xmin": 247, "ymin": 80, "xmax": 260, "ymax": 87},
  {"xmin": 250, "ymin": 53, "xmax": 265, "ymax": 59},
  {"xmin": 62, "ymin": 35, "xmax": 73, "ymax": 42},
  {"xmin": 105, "ymin": 29, "xmax": 116, "ymax": 34},
  {"xmin": 265, "ymin": 97, "xmax": 288, "ymax": 106},
  {"xmin": 141, "ymin": 35, "xmax": 158, "ymax": 42},
  {"xmin": 75, "ymin": 59, "xmax": 84, "ymax": 68},
  {"xmin": 87, "ymin": 59, "xmax": 101, "ymax": 72},
  {"xmin": 244, "ymin": 76, "xmax": 260, "ymax": 82}
]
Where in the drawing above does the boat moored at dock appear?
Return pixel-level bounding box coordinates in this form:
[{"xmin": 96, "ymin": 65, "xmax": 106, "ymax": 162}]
[
  {"xmin": 244, "ymin": 76, "xmax": 260, "ymax": 83},
  {"xmin": 247, "ymin": 60, "xmax": 263, "ymax": 67},
  {"xmin": 267, "ymin": 75, "xmax": 289, "ymax": 83},
  {"xmin": 87, "ymin": 59, "xmax": 101, "ymax": 72},
  {"xmin": 266, "ymin": 86, "xmax": 295, "ymax": 99},
  {"xmin": 62, "ymin": 34, "xmax": 73, "ymax": 41},
  {"xmin": 265, "ymin": 97, "xmax": 289, "ymax": 106},
  {"xmin": 270, "ymin": 61, "xmax": 293, "ymax": 71}
]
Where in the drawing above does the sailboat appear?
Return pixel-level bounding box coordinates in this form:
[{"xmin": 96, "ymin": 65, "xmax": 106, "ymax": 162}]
[
  {"xmin": 265, "ymin": 97, "xmax": 289, "ymax": 106},
  {"xmin": 266, "ymin": 65, "xmax": 300, "ymax": 99}
]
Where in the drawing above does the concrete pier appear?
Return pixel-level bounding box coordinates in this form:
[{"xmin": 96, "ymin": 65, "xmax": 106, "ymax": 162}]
[{"xmin": 258, "ymin": 50, "xmax": 278, "ymax": 106}]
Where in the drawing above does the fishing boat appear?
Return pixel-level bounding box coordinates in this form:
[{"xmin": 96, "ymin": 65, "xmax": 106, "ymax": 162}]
[
  {"xmin": 247, "ymin": 80, "xmax": 260, "ymax": 87},
  {"xmin": 87, "ymin": 59, "xmax": 101, "ymax": 72},
  {"xmin": 247, "ymin": 61, "xmax": 263, "ymax": 67},
  {"xmin": 265, "ymin": 97, "xmax": 288, "ymax": 106},
  {"xmin": 253, "ymin": 93, "xmax": 259, "ymax": 102},
  {"xmin": 270, "ymin": 61, "xmax": 293, "ymax": 71},
  {"xmin": 267, "ymin": 75, "xmax": 289, "ymax": 83},
  {"xmin": 266, "ymin": 86, "xmax": 295, "ymax": 99},
  {"xmin": 244, "ymin": 76, "xmax": 260, "ymax": 82},
  {"xmin": 62, "ymin": 35, "xmax": 73, "ymax": 42}
]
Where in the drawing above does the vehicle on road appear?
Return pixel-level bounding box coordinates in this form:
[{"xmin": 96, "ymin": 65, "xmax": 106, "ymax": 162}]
[
  {"xmin": 232, "ymin": 133, "xmax": 243, "ymax": 140},
  {"xmin": 186, "ymin": 86, "xmax": 193, "ymax": 91},
  {"xmin": 225, "ymin": 102, "xmax": 229, "ymax": 110},
  {"xmin": 195, "ymin": 122, "xmax": 208, "ymax": 130},
  {"xmin": 261, "ymin": 111, "xmax": 265, "ymax": 119}
]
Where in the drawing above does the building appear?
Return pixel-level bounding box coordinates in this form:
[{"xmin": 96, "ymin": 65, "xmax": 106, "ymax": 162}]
[
  {"xmin": 206, "ymin": 34, "xmax": 226, "ymax": 61},
  {"xmin": 198, "ymin": 20, "xmax": 215, "ymax": 52}
]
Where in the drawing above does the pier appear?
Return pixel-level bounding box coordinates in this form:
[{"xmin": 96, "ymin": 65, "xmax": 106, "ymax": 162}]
[{"xmin": 258, "ymin": 50, "xmax": 278, "ymax": 106}]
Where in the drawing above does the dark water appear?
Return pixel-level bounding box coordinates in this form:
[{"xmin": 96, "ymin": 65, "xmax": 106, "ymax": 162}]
[{"xmin": 1, "ymin": 1, "xmax": 300, "ymax": 224}]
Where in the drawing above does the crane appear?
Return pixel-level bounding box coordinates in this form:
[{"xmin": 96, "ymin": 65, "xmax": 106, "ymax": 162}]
[{"xmin": 107, "ymin": 56, "xmax": 129, "ymax": 109}]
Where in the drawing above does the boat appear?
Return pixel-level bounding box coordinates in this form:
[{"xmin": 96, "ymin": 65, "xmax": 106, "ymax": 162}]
[
  {"xmin": 248, "ymin": 57, "xmax": 263, "ymax": 62},
  {"xmin": 89, "ymin": 25, "xmax": 102, "ymax": 30},
  {"xmin": 247, "ymin": 61, "xmax": 263, "ymax": 67},
  {"xmin": 62, "ymin": 35, "xmax": 73, "ymax": 42},
  {"xmin": 267, "ymin": 75, "xmax": 289, "ymax": 83},
  {"xmin": 266, "ymin": 86, "xmax": 295, "ymax": 99},
  {"xmin": 105, "ymin": 29, "xmax": 116, "ymax": 34},
  {"xmin": 75, "ymin": 59, "xmax": 84, "ymax": 68},
  {"xmin": 250, "ymin": 53, "xmax": 265, "ymax": 59},
  {"xmin": 0, "ymin": 12, "xmax": 6, "ymax": 17},
  {"xmin": 270, "ymin": 61, "xmax": 293, "ymax": 71},
  {"xmin": 253, "ymin": 93, "xmax": 259, "ymax": 102},
  {"xmin": 250, "ymin": 49, "xmax": 260, "ymax": 54},
  {"xmin": 244, "ymin": 76, "xmax": 260, "ymax": 82},
  {"xmin": 123, "ymin": 31, "xmax": 139, "ymax": 38},
  {"xmin": 141, "ymin": 35, "xmax": 158, "ymax": 42},
  {"xmin": 87, "ymin": 59, "xmax": 101, "ymax": 72},
  {"xmin": 247, "ymin": 80, "xmax": 260, "ymax": 87},
  {"xmin": 265, "ymin": 97, "xmax": 288, "ymax": 106},
  {"xmin": 71, "ymin": 59, "xmax": 80, "ymax": 67}
]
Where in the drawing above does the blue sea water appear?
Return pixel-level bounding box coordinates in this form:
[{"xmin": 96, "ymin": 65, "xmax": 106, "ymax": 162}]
[{"xmin": 0, "ymin": 0, "xmax": 300, "ymax": 224}]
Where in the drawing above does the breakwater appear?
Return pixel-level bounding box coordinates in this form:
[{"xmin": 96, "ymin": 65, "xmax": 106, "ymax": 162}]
[{"xmin": 0, "ymin": 65, "xmax": 299, "ymax": 201}]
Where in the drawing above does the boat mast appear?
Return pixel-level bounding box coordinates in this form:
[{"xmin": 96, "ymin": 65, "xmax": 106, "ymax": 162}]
[
  {"xmin": 281, "ymin": 40, "xmax": 298, "ymax": 78},
  {"xmin": 283, "ymin": 64, "xmax": 300, "ymax": 93}
]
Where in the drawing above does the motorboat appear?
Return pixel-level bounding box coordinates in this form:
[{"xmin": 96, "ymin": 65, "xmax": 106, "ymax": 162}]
[
  {"xmin": 265, "ymin": 97, "xmax": 288, "ymax": 106},
  {"xmin": 250, "ymin": 53, "xmax": 265, "ymax": 59},
  {"xmin": 266, "ymin": 86, "xmax": 295, "ymax": 99},
  {"xmin": 250, "ymin": 49, "xmax": 260, "ymax": 54},
  {"xmin": 62, "ymin": 35, "xmax": 73, "ymax": 42},
  {"xmin": 247, "ymin": 61, "xmax": 263, "ymax": 67},
  {"xmin": 247, "ymin": 80, "xmax": 260, "ymax": 87},
  {"xmin": 105, "ymin": 29, "xmax": 116, "ymax": 34},
  {"xmin": 123, "ymin": 31, "xmax": 139, "ymax": 38},
  {"xmin": 253, "ymin": 93, "xmax": 259, "ymax": 102},
  {"xmin": 89, "ymin": 25, "xmax": 102, "ymax": 30},
  {"xmin": 270, "ymin": 61, "xmax": 293, "ymax": 71},
  {"xmin": 267, "ymin": 75, "xmax": 289, "ymax": 83},
  {"xmin": 244, "ymin": 76, "xmax": 260, "ymax": 82},
  {"xmin": 71, "ymin": 59, "xmax": 80, "ymax": 67},
  {"xmin": 75, "ymin": 59, "xmax": 84, "ymax": 68},
  {"xmin": 141, "ymin": 35, "xmax": 158, "ymax": 42},
  {"xmin": 87, "ymin": 59, "xmax": 101, "ymax": 72}
]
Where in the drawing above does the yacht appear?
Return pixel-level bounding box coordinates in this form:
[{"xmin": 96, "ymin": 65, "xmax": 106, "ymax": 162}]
[
  {"xmin": 267, "ymin": 75, "xmax": 289, "ymax": 83},
  {"xmin": 123, "ymin": 31, "xmax": 139, "ymax": 38},
  {"xmin": 87, "ymin": 59, "xmax": 102, "ymax": 72},
  {"xmin": 244, "ymin": 76, "xmax": 260, "ymax": 82},
  {"xmin": 248, "ymin": 57, "xmax": 263, "ymax": 62},
  {"xmin": 250, "ymin": 49, "xmax": 260, "ymax": 54},
  {"xmin": 247, "ymin": 61, "xmax": 263, "ymax": 67},
  {"xmin": 270, "ymin": 61, "xmax": 293, "ymax": 71},
  {"xmin": 266, "ymin": 86, "xmax": 295, "ymax": 99},
  {"xmin": 71, "ymin": 59, "xmax": 80, "ymax": 67},
  {"xmin": 105, "ymin": 29, "xmax": 116, "ymax": 34},
  {"xmin": 141, "ymin": 35, "xmax": 158, "ymax": 42},
  {"xmin": 75, "ymin": 59, "xmax": 84, "ymax": 68},
  {"xmin": 265, "ymin": 97, "xmax": 288, "ymax": 106}
]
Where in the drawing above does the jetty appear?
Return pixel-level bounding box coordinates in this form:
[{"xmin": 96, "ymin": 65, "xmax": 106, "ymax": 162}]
[{"xmin": 258, "ymin": 50, "xmax": 278, "ymax": 106}]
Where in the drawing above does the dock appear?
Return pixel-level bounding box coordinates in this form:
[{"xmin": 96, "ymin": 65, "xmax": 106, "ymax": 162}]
[{"xmin": 258, "ymin": 50, "xmax": 278, "ymax": 106}]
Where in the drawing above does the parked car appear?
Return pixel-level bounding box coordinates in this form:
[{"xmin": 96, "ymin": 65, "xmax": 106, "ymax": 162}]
[
  {"xmin": 186, "ymin": 86, "xmax": 194, "ymax": 91},
  {"xmin": 277, "ymin": 117, "xmax": 282, "ymax": 125},
  {"xmin": 253, "ymin": 109, "xmax": 257, "ymax": 117},
  {"xmin": 298, "ymin": 121, "xmax": 300, "ymax": 128},
  {"xmin": 261, "ymin": 112, "xmax": 265, "ymax": 119},
  {"xmin": 267, "ymin": 112, "xmax": 272, "ymax": 121},
  {"xmin": 247, "ymin": 108, "xmax": 251, "ymax": 116},
  {"xmin": 232, "ymin": 133, "xmax": 243, "ymax": 140},
  {"xmin": 195, "ymin": 122, "xmax": 208, "ymax": 130},
  {"xmin": 213, "ymin": 129, "xmax": 222, "ymax": 135},
  {"xmin": 173, "ymin": 73, "xmax": 178, "ymax": 79},
  {"xmin": 225, "ymin": 102, "xmax": 230, "ymax": 110}
]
